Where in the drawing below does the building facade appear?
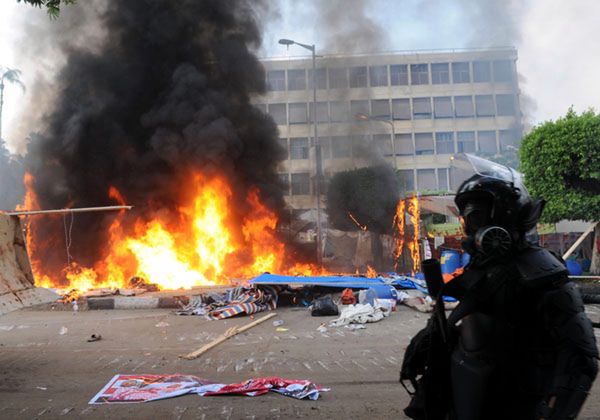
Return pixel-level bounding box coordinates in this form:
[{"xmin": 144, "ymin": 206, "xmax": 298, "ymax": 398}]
[{"xmin": 255, "ymin": 48, "xmax": 522, "ymax": 217}]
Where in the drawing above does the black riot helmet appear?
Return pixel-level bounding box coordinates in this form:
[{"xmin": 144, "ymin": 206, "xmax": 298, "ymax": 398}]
[{"xmin": 450, "ymin": 154, "xmax": 544, "ymax": 257}]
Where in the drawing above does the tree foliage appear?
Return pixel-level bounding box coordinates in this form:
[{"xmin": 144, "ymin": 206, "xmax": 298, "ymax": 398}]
[
  {"xmin": 16, "ymin": 0, "xmax": 76, "ymax": 18},
  {"xmin": 520, "ymin": 108, "xmax": 600, "ymax": 223},
  {"xmin": 326, "ymin": 165, "xmax": 399, "ymax": 234}
]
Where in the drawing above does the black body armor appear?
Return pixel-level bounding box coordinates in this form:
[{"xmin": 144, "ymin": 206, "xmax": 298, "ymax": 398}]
[{"xmin": 448, "ymin": 247, "xmax": 598, "ymax": 420}]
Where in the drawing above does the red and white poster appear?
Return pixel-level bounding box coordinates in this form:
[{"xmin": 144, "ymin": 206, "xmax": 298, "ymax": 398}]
[{"xmin": 89, "ymin": 374, "xmax": 328, "ymax": 404}]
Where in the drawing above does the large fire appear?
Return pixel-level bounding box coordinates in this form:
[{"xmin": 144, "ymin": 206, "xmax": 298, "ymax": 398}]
[{"xmin": 20, "ymin": 173, "xmax": 323, "ymax": 292}]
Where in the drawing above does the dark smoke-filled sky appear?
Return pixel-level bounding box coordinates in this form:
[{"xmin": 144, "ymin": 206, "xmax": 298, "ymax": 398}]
[
  {"xmin": 3, "ymin": 0, "xmax": 600, "ymax": 149},
  {"xmin": 17, "ymin": 0, "xmax": 286, "ymax": 273}
]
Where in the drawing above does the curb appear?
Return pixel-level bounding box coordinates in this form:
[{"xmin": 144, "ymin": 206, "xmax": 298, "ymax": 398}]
[{"xmin": 87, "ymin": 295, "xmax": 190, "ymax": 310}]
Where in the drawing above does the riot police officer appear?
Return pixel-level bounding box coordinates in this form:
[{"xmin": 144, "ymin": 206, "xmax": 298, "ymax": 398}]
[{"xmin": 448, "ymin": 154, "xmax": 598, "ymax": 419}]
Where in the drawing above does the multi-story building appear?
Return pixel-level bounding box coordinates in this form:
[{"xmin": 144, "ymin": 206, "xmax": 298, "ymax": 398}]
[{"xmin": 255, "ymin": 47, "xmax": 522, "ymax": 219}]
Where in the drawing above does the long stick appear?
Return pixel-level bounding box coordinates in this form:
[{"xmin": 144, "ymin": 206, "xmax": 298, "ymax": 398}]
[
  {"xmin": 562, "ymin": 222, "xmax": 598, "ymax": 260},
  {"xmin": 6, "ymin": 205, "xmax": 133, "ymax": 217},
  {"xmin": 181, "ymin": 312, "xmax": 277, "ymax": 360}
]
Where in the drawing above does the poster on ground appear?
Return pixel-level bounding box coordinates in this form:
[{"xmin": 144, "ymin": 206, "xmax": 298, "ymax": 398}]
[{"xmin": 89, "ymin": 374, "xmax": 328, "ymax": 404}]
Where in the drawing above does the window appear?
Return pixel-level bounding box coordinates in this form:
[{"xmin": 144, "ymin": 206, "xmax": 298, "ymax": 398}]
[
  {"xmin": 455, "ymin": 95, "xmax": 474, "ymax": 117},
  {"xmin": 330, "ymin": 101, "xmax": 349, "ymax": 122},
  {"xmin": 287, "ymin": 69, "xmax": 306, "ymax": 90},
  {"xmin": 279, "ymin": 138, "xmax": 289, "ymax": 159},
  {"xmin": 331, "ymin": 136, "xmax": 352, "ymax": 158},
  {"xmin": 369, "ymin": 65, "xmax": 388, "ymax": 87},
  {"xmin": 478, "ymin": 131, "xmax": 497, "ymax": 153},
  {"xmin": 266, "ymin": 70, "xmax": 285, "ymax": 91},
  {"xmin": 392, "ymin": 98, "xmax": 411, "ymax": 120},
  {"xmin": 319, "ymin": 137, "xmax": 331, "ymax": 159},
  {"xmin": 290, "ymin": 137, "xmax": 309, "ymax": 160},
  {"xmin": 390, "ymin": 64, "xmax": 408, "ymax": 85},
  {"xmin": 438, "ymin": 168, "xmax": 449, "ymax": 191},
  {"xmin": 434, "ymin": 97, "xmax": 453, "ymax": 118},
  {"xmin": 499, "ymin": 129, "xmax": 519, "ymax": 151},
  {"xmin": 493, "ymin": 60, "xmax": 513, "ymax": 82},
  {"xmin": 289, "ymin": 103, "xmax": 308, "ymax": 124},
  {"xmin": 399, "ymin": 169, "xmax": 415, "ymax": 192},
  {"xmin": 373, "ymin": 134, "xmax": 392, "ymax": 155},
  {"xmin": 328, "ymin": 67, "xmax": 348, "ymax": 89},
  {"xmin": 395, "ymin": 133, "xmax": 414, "ymax": 156},
  {"xmin": 475, "ymin": 95, "xmax": 495, "ymax": 117},
  {"xmin": 413, "ymin": 97, "xmax": 432, "ymax": 119},
  {"xmin": 371, "ymin": 99, "xmax": 391, "ymax": 118},
  {"xmin": 496, "ymin": 94, "xmax": 516, "ymax": 116},
  {"xmin": 350, "ymin": 100, "xmax": 369, "ymax": 119},
  {"xmin": 457, "ymin": 131, "xmax": 476, "ymax": 153},
  {"xmin": 291, "ymin": 173, "xmax": 310, "ymax": 195},
  {"xmin": 452, "ymin": 62, "xmax": 470, "ymax": 83},
  {"xmin": 415, "ymin": 133, "xmax": 434, "ymax": 155},
  {"xmin": 268, "ymin": 103, "xmax": 286, "ymax": 125},
  {"xmin": 308, "ymin": 68, "xmax": 327, "ymax": 89},
  {"xmin": 431, "ymin": 63, "xmax": 450, "ymax": 84},
  {"xmin": 435, "ymin": 132, "xmax": 455, "ymax": 154},
  {"xmin": 410, "ymin": 64, "xmax": 429, "ymax": 85},
  {"xmin": 473, "ymin": 61, "xmax": 491, "ymax": 82},
  {"xmin": 279, "ymin": 173, "xmax": 289, "ymax": 195},
  {"xmin": 349, "ymin": 66, "xmax": 368, "ymax": 88},
  {"xmin": 417, "ymin": 169, "xmax": 437, "ymax": 190},
  {"xmin": 309, "ymin": 102, "xmax": 329, "ymax": 123}
]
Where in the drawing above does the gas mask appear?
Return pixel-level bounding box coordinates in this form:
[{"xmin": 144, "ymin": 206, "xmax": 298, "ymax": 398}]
[{"xmin": 461, "ymin": 201, "xmax": 513, "ymax": 259}]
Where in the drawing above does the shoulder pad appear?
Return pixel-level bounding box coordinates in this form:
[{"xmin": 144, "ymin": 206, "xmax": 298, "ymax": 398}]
[{"xmin": 515, "ymin": 247, "xmax": 568, "ymax": 288}]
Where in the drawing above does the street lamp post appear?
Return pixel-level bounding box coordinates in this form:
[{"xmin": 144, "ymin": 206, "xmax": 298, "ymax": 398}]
[
  {"xmin": 279, "ymin": 38, "xmax": 323, "ymax": 265},
  {"xmin": 355, "ymin": 113, "xmax": 397, "ymax": 169}
]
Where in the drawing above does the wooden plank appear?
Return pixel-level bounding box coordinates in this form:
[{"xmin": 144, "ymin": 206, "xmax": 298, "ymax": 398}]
[
  {"xmin": 180, "ymin": 312, "xmax": 277, "ymax": 360},
  {"xmin": 6, "ymin": 205, "xmax": 132, "ymax": 216}
]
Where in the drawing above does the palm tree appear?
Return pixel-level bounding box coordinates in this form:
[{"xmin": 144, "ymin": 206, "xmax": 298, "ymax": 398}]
[{"xmin": 0, "ymin": 68, "xmax": 25, "ymax": 140}]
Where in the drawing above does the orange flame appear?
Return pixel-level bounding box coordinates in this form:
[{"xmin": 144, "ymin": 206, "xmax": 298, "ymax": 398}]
[
  {"xmin": 406, "ymin": 196, "xmax": 421, "ymax": 274},
  {"xmin": 393, "ymin": 199, "xmax": 405, "ymax": 270},
  {"xmin": 366, "ymin": 265, "xmax": 377, "ymax": 278},
  {"xmin": 20, "ymin": 173, "xmax": 325, "ymax": 292}
]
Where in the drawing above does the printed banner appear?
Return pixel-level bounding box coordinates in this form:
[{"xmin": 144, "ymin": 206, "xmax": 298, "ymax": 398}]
[{"xmin": 90, "ymin": 374, "xmax": 328, "ymax": 404}]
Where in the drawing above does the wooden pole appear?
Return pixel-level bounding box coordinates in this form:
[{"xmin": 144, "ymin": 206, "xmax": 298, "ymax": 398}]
[
  {"xmin": 180, "ymin": 312, "xmax": 277, "ymax": 360},
  {"xmin": 562, "ymin": 222, "xmax": 598, "ymax": 260},
  {"xmin": 6, "ymin": 205, "xmax": 133, "ymax": 217}
]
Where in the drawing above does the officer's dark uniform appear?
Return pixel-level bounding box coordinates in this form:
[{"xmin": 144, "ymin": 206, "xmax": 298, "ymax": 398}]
[{"xmin": 447, "ymin": 172, "xmax": 598, "ymax": 419}]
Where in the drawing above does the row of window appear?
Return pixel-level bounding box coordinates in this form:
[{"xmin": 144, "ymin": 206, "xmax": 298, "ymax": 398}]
[
  {"xmin": 259, "ymin": 94, "xmax": 517, "ymax": 126},
  {"xmin": 280, "ymin": 129, "xmax": 519, "ymax": 160},
  {"xmin": 280, "ymin": 167, "xmax": 452, "ymax": 196},
  {"xmin": 266, "ymin": 60, "xmax": 513, "ymax": 91}
]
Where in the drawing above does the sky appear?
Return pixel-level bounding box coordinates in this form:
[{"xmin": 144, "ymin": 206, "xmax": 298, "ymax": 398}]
[{"xmin": 1, "ymin": 0, "xmax": 599, "ymax": 152}]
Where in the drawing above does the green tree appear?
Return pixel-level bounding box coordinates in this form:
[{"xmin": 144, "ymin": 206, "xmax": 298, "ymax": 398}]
[
  {"xmin": 520, "ymin": 108, "xmax": 600, "ymax": 273},
  {"xmin": 16, "ymin": 0, "xmax": 76, "ymax": 18},
  {"xmin": 326, "ymin": 165, "xmax": 399, "ymax": 270},
  {"xmin": 0, "ymin": 68, "xmax": 25, "ymax": 141}
]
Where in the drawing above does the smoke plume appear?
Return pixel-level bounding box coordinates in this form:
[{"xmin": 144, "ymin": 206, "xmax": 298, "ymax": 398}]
[{"xmin": 22, "ymin": 0, "xmax": 286, "ymax": 276}]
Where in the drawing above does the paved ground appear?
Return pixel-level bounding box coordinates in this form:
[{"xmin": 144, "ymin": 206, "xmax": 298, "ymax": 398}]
[{"xmin": 1, "ymin": 305, "xmax": 600, "ymax": 419}]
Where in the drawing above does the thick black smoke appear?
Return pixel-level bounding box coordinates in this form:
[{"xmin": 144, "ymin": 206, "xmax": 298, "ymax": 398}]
[{"xmin": 24, "ymin": 0, "xmax": 286, "ymax": 276}]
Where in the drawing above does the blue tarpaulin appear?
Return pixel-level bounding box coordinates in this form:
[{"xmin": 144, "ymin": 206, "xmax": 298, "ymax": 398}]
[{"xmin": 249, "ymin": 273, "xmax": 457, "ymax": 302}]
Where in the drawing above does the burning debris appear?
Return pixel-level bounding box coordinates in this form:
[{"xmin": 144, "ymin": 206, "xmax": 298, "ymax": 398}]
[{"xmin": 18, "ymin": 1, "xmax": 325, "ymax": 292}]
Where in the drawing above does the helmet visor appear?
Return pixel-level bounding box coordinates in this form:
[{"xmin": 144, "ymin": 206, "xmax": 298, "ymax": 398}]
[{"xmin": 450, "ymin": 153, "xmax": 517, "ymax": 191}]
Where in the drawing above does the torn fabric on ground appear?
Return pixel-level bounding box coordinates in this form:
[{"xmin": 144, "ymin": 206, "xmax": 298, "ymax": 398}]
[
  {"xmin": 329, "ymin": 303, "xmax": 391, "ymax": 327},
  {"xmin": 175, "ymin": 286, "xmax": 278, "ymax": 319}
]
